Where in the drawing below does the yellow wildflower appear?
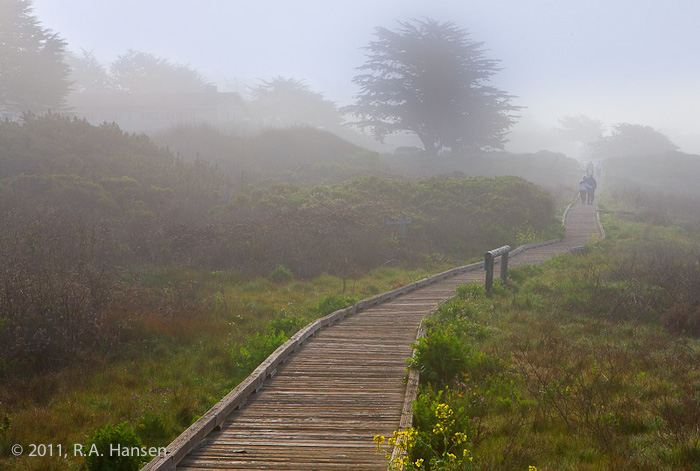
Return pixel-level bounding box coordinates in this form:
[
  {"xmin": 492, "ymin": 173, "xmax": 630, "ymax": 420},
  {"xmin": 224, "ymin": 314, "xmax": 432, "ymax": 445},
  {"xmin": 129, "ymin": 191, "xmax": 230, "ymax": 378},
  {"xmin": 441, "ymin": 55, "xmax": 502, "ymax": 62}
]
[
  {"xmin": 373, "ymin": 434, "xmax": 385, "ymax": 452},
  {"xmin": 435, "ymin": 403, "xmax": 453, "ymax": 420}
]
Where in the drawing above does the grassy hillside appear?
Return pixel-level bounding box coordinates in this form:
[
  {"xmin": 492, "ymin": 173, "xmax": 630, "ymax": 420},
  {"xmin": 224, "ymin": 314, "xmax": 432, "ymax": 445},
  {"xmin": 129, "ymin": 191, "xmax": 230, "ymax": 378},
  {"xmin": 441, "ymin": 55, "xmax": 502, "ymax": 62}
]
[
  {"xmin": 154, "ymin": 124, "xmax": 390, "ymax": 186},
  {"xmin": 385, "ymin": 193, "xmax": 700, "ymax": 470},
  {"xmin": 155, "ymin": 124, "xmax": 584, "ymax": 205},
  {"xmin": 601, "ymin": 152, "xmax": 700, "ymax": 231},
  {"xmin": 604, "ymin": 151, "xmax": 700, "ymax": 196},
  {"xmin": 381, "ymin": 149, "xmax": 584, "ymax": 205}
]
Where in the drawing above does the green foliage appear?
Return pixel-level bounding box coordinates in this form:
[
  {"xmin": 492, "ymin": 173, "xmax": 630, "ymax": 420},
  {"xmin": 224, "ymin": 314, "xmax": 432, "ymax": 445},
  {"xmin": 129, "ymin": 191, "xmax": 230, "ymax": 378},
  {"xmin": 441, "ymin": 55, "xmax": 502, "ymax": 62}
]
[
  {"xmin": 265, "ymin": 315, "xmax": 309, "ymax": 337},
  {"xmin": 268, "ymin": 264, "xmax": 294, "ymax": 283},
  {"xmin": 110, "ymin": 50, "xmax": 208, "ymax": 93},
  {"xmin": 248, "ymin": 77, "xmax": 342, "ymax": 130},
  {"xmin": 603, "ymin": 152, "xmax": 700, "ymax": 231},
  {"xmin": 411, "ymin": 327, "xmax": 474, "ymax": 386},
  {"xmin": 391, "ymin": 218, "xmax": 700, "ymax": 470},
  {"xmin": 234, "ymin": 330, "xmax": 289, "ymax": 373},
  {"xmin": 231, "ymin": 292, "xmax": 360, "ymax": 374},
  {"xmin": 154, "ymin": 124, "xmax": 374, "ymax": 187},
  {"xmin": 310, "ymin": 294, "xmax": 359, "ymax": 317},
  {"xmin": 84, "ymin": 422, "xmax": 143, "ymax": 471},
  {"xmin": 347, "ymin": 18, "xmax": 519, "ymax": 154},
  {"xmin": 455, "ymin": 282, "xmax": 486, "ymax": 301},
  {"xmin": 233, "ymin": 308, "xmax": 306, "ymax": 374},
  {"xmin": 0, "ymin": 3, "xmax": 71, "ymax": 113},
  {"xmin": 0, "ymin": 114, "xmax": 557, "ymax": 285},
  {"xmin": 591, "ymin": 123, "xmax": 678, "ymax": 159},
  {"xmin": 411, "ymin": 392, "xmax": 477, "ymax": 469}
]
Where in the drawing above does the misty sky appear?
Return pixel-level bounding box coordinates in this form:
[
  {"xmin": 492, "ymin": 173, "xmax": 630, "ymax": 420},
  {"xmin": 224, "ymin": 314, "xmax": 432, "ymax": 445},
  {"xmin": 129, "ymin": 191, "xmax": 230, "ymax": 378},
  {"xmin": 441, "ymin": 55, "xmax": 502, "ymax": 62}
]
[{"xmin": 31, "ymin": 0, "xmax": 700, "ymax": 154}]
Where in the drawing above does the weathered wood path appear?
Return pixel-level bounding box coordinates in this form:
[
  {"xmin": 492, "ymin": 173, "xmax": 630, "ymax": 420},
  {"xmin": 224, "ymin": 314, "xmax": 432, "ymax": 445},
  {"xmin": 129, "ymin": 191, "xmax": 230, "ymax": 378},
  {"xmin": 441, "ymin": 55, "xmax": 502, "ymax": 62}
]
[{"xmin": 143, "ymin": 199, "xmax": 602, "ymax": 471}]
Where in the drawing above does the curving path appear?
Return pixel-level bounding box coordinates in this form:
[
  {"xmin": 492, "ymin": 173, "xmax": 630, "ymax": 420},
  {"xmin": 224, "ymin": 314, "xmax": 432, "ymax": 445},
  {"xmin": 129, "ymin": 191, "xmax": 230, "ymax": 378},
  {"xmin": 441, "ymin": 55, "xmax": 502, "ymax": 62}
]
[{"xmin": 143, "ymin": 198, "xmax": 603, "ymax": 471}]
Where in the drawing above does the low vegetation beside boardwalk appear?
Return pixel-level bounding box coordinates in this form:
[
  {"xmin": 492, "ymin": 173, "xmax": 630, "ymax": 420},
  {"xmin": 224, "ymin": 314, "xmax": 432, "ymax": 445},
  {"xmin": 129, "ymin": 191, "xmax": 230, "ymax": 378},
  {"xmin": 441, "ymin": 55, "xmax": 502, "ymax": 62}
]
[{"xmin": 384, "ymin": 216, "xmax": 700, "ymax": 470}]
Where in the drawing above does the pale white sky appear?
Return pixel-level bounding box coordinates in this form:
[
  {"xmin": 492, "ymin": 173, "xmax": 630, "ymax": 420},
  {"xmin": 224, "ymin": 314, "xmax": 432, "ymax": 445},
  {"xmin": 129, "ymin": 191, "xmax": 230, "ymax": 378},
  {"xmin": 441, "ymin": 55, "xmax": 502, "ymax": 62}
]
[{"xmin": 31, "ymin": 0, "xmax": 700, "ymax": 154}]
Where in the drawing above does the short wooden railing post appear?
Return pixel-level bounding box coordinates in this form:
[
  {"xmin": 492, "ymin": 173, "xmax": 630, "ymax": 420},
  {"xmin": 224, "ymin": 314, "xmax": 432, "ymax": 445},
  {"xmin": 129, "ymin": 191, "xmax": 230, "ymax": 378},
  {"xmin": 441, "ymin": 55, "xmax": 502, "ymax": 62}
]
[
  {"xmin": 484, "ymin": 245, "xmax": 510, "ymax": 296},
  {"xmin": 500, "ymin": 250, "xmax": 509, "ymax": 286},
  {"xmin": 484, "ymin": 253, "xmax": 494, "ymax": 295}
]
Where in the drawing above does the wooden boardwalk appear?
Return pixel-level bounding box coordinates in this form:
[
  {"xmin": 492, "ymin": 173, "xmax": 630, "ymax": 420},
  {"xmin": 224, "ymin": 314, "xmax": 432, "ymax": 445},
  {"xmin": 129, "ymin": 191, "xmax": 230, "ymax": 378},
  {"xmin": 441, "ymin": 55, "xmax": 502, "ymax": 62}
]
[{"xmin": 143, "ymin": 199, "xmax": 602, "ymax": 471}]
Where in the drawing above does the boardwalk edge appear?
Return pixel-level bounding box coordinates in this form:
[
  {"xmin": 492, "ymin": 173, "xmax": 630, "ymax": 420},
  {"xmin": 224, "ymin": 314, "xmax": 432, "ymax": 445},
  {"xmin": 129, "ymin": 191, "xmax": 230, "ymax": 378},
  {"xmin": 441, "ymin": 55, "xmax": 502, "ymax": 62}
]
[
  {"xmin": 140, "ymin": 261, "xmax": 483, "ymax": 470},
  {"xmin": 140, "ymin": 228, "xmax": 595, "ymax": 470}
]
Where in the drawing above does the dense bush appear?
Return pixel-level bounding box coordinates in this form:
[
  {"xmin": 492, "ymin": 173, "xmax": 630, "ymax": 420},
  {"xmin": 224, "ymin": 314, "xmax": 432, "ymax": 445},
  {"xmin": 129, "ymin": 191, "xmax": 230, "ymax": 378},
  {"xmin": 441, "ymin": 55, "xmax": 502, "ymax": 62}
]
[
  {"xmin": 84, "ymin": 422, "xmax": 144, "ymax": 471},
  {"xmin": 0, "ymin": 115, "xmax": 557, "ymax": 277},
  {"xmin": 154, "ymin": 124, "xmax": 384, "ymax": 185},
  {"xmin": 268, "ymin": 264, "xmax": 294, "ymax": 282},
  {"xmin": 0, "ymin": 115, "xmax": 558, "ymax": 379}
]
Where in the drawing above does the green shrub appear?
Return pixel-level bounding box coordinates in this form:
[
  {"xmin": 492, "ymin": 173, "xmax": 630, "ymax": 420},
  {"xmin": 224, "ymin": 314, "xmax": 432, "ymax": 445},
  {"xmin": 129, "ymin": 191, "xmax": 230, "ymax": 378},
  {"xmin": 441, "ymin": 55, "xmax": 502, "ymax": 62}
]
[
  {"xmin": 456, "ymin": 282, "xmax": 486, "ymax": 300},
  {"xmin": 135, "ymin": 409, "xmax": 169, "ymax": 448},
  {"xmin": 311, "ymin": 294, "xmax": 359, "ymax": 317},
  {"xmin": 410, "ymin": 389, "xmax": 476, "ymax": 469},
  {"xmin": 84, "ymin": 422, "xmax": 143, "ymax": 471},
  {"xmin": 235, "ymin": 330, "xmax": 289, "ymax": 373},
  {"xmin": 410, "ymin": 327, "xmax": 474, "ymax": 386},
  {"xmin": 266, "ymin": 315, "xmax": 309, "ymax": 337},
  {"xmin": 268, "ymin": 264, "xmax": 294, "ymax": 283}
]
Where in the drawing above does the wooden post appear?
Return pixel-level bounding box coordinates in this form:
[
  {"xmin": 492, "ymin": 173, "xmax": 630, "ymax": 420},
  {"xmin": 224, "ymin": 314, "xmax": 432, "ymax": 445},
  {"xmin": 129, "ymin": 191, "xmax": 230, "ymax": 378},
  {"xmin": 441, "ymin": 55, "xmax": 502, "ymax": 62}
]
[
  {"xmin": 484, "ymin": 245, "xmax": 510, "ymax": 296},
  {"xmin": 484, "ymin": 252, "xmax": 495, "ymax": 295},
  {"xmin": 500, "ymin": 250, "xmax": 509, "ymax": 286}
]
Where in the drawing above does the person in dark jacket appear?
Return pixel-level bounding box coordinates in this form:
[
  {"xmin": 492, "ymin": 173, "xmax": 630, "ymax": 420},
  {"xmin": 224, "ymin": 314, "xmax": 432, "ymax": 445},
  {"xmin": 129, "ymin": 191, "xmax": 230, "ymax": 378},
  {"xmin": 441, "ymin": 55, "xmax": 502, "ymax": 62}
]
[{"xmin": 585, "ymin": 175, "xmax": 597, "ymax": 204}]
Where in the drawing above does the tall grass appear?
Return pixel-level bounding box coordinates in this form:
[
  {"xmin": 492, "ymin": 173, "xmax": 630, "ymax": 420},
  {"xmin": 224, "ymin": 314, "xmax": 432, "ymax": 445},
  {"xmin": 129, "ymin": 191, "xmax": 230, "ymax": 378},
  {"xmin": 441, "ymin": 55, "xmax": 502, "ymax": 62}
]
[
  {"xmin": 390, "ymin": 217, "xmax": 700, "ymax": 470},
  {"xmin": 0, "ymin": 264, "xmax": 448, "ymax": 471}
]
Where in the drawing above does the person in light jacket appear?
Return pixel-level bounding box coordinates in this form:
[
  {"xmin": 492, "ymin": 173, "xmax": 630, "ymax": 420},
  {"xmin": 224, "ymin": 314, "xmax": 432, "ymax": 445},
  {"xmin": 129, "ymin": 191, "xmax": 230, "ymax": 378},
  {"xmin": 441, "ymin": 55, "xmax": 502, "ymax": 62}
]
[{"xmin": 578, "ymin": 176, "xmax": 588, "ymax": 204}]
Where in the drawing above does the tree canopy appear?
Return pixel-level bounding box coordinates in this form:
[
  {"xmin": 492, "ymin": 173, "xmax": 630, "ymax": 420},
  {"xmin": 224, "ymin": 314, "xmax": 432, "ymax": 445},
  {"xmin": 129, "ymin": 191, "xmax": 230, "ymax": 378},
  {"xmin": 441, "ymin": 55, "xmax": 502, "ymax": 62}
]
[
  {"xmin": 346, "ymin": 18, "xmax": 519, "ymax": 156},
  {"xmin": 248, "ymin": 76, "xmax": 341, "ymax": 128},
  {"xmin": 0, "ymin": 0, "xmax": 71, "ymax": 114},
  {"xmin": 556, "ymin": 114, "xmax": 604, "ymax": 146},
  {"xmin": 67, "ymin": 50, "xmax": 114, "ymax": 93},
  {"xmin": 592, "ymin": 123, "xmax": 679, "ymax": 158},
  {"xmin": 109, "ymin": 49, "xmax": 209, "ymax": 93}
]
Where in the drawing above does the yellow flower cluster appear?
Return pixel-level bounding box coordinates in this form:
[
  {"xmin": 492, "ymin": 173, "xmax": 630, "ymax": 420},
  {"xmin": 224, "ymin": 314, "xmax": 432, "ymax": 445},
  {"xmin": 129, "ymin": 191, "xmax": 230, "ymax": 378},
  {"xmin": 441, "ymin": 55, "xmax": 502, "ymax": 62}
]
[
  {"xmin": 435, "ymin": 403, "xmax": 454, "ymax": 421},
  {"xmin": 373, "ymin": 434, "xmax": 385, "ymax": 452},
  {"xmin": 375, "ymin": 402, "xmax": 479, "ymax": 470}
]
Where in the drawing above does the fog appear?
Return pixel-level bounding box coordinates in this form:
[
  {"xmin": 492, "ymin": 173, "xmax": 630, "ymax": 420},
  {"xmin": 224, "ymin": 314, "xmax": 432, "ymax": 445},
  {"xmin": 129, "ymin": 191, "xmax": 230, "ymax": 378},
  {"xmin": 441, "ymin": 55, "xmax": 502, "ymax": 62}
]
[{"xmin": 31, "ymin": 0, "xmax": 700, "ymax": 155}]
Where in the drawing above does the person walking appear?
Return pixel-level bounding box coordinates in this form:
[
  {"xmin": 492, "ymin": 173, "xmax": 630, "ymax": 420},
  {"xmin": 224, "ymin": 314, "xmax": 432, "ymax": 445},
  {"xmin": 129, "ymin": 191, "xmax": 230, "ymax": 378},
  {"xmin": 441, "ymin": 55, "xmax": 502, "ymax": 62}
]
[
  {"xmin": 578, "ymin": 176, "xmax": 588, "ymax": 204},
  {"xmin": 585, "ymin": 175, "xmax": 597, "ymax": 205},
  {"xmin": 586, "ymin": 161, "xmax": 595, "ymax": 177}
]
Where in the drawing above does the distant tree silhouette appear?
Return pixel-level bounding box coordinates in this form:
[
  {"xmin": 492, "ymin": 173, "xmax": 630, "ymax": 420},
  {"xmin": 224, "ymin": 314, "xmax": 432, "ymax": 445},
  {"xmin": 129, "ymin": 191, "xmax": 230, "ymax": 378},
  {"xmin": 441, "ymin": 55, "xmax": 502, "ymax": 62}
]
[
  {"xmin": 592, "ymin": 123, "xmax": 679, "ymax": 158},
  {"xmin": 67, "ymin": 50, "xmax": 114, "ymax": 93},
  {"xmin": 0, "ymin": 0, "xmax": 71, "ymax": 114},
  {"xmin": 346, "ymin": 18, "xmax": 519, "ymax": 156},
  {"xmin": 110, "ymin": 50, "xmax": 209, "ymax": 93},
  {"xmin": 557, "ymin": 115, "xmax": 605, "ymax": 147},
  {"xmin": 248, "ymin": 76, "xmax": 342, "ymax": 129}
]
